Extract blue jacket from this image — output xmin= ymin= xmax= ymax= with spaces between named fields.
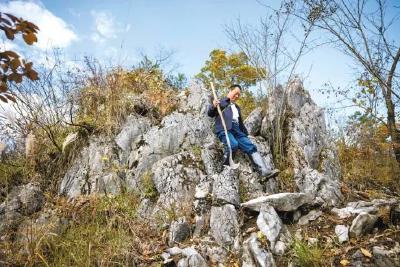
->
xmin=207 ymin=97 xmax=249 ymax=135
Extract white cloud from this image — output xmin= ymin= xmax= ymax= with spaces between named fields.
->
xmin=0 ymin=1 xmax=78 ymax=50
xmin=90 ymin=33 xmax=105 ymax=44
xmin=90 ymin=10 xmax=117 ymax=42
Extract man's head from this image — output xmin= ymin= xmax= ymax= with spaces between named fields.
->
xmin=227 ymin=84 xmax=241 ymax=102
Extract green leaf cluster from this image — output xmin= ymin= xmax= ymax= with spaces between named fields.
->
xmin=195 ymin=49 xmax=266 ymax=93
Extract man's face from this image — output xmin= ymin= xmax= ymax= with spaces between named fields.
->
xmin=227 ymin=87 xmax=241 ymax=102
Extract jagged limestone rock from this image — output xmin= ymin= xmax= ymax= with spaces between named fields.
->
xmin=296 ymin=168 xmax=341 ymax=206
xmin=127 ymin=112 xmax=214 ymax=186
xmin=150 ymin=152 xmax=206 ymax=220
xmin=373 ymin=246 xmax=397 ymax=267
xmin=243 ymin=233 xmax=276 ymax=267
xmin=200 ymin=143 xmax=221 ymax=175
xmin=298 ymin=210 xmax=322 ymax=225
xmin=169 ymin=217 xmax=191 ymax=246
xmin=349 ymin=212 xmax=378 ymax=237
xmin=332 ymin=198 xmax=398 ymax=219
xmin=244 ymin=107 xmax=263 ymax=136
xmin=166 ymin=246 xmax=183 ymax=256
xmin=59 ymin=136 xmax=122 ymax=198
xmin=179 ymin=246 xmax=208 ymax=267
xmin=137 ymin=198 xmax=155 ymax=219
xmin=114 ymin=115 xmax=151 ymax=154
xmin=211 ymin=167 xmax=240 ymax=207
xmin=0 ymin=183 xmax=44 ymax=216
xmin=0 ymin=183 xmax=44 ymax=235
xmin=179 ymin=80 xmax=211 ymax=115
xmin=257 ymin=204 xmax=282 ymax=245
xmin=209 ymin=204 xmax=240 ymax=247
xmin=256 ymin=204 xmax=291 ymax=255
xmin=260 ymin=79 xmax=342 ymax=205
xmin=242 ymin=192 xmax=313 ymax=212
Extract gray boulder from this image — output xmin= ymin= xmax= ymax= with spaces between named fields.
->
xmin=169 ymin=217 xmax=191 ymax=246
xmin=334 ymin=225 xmax=349 ymax=243
xmin=127 ymin=112 xmax=214 ymax=184
xmin=0 ymin=183 xmax=44 ymax=235
xmin=209 ymin=204 xmax=240 ymax=247
xmin=243 ymin=233 xmax=276 ymax=267
xmin=59 ymin=136 xmax=122 ymax=198
xmin=298 ymin=210 xmax=322 ymax=225
xmin=332 ymin=198 xmax=398 ymax=219
xmin=211 ymin=167 xmax=240 ymax=207
xmin=244 ymin=107 xmax=263 ymax=136
xmin=257 ymin=204 xmax=282 ymax=245
xmin=114 ymin=115 xmax=151 ymax=153
xmin=150 ymin=152 xmax=206 ymax=220
xmin=256 ymin=204 xmax=292 ymax=255
xmin=349 ymin=212 xmax=378 ymax=237
xmin=180 ymin=246 xmax=208 ymax=267
xmin=1 ymin=183 xmax=44 ymax=216
xmin=373 ymin=246 xmax=396 ymax=267
xmin=242 ymin=192 xmax=313 ymax=212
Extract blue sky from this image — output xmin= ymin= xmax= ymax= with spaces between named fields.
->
xmin=0 ymin=0 xmax=399 ymax=113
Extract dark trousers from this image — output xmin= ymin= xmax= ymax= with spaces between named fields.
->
xmin=216 ymin=121 xmax=257 ymax=155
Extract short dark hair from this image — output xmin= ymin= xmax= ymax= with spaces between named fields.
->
xmin=230 ymin=84 xmax=242 ymax=91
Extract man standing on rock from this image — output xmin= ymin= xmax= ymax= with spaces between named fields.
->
xmin=207 ymin=84 xmax=279 ymax=179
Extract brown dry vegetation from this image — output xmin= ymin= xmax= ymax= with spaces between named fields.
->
xmin=338 ymin=122 xmax=400 ymax=200
xmin=0 ymin=193 xmax=166 ymax=266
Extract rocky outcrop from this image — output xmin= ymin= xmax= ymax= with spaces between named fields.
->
xmin=149 ymin=152 xmax=206 ymax=221
xmin=115 ymin=115 xmax=151 ymax=158
xmin=54 ymin=80 xmax=352 ymax=265
xmin=59 ymin=136 xmax=123 ymax=198
xmin=0 ymin=183 xmax=44 ymax=235
xmin=260 ymin=79 xmax=342 ymax=205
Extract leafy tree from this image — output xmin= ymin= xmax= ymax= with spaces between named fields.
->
xmin=196 ymin=49 xmax=265 ymax=118
xmin=196 ymin=49 xmax=266 ymax=92
xmin=0 ymin=12 xmax=39 ymax=103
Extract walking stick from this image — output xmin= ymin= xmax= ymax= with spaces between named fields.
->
xmin=210 ymin=82 xmax=239 ymax=169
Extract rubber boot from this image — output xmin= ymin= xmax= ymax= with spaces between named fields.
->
xmin=249 ymin=151 xmax=280 ymax=179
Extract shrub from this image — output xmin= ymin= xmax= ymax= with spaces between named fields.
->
xmin=337 ymin=120 xmax=400 ymax=194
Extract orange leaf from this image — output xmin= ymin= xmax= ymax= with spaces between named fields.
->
xmin=8 ymin=72 xmax=22 ymax=83
xmin=360 ymin=248 xmax=372 ymax=258
xmin=0 ymin=50 xmax=19 ymax=58
xmin=27 ymin=69 xmax=38 ymax=80
xmin=5 ymin=94 xmax=15 ymax=102
xmin=0 ymin=95 xmax=8 ymax=103
xmin=340 ymin=259 xmax=350 ymax=266
xmin=0 ymin=83 xmax=7 ymax=92
xmin=4 ymin=27 xmax=15 ymax=40
xmin=23 ymin=32 xmax=37 ymax=45
xmin=10 ymin=58 xmax=20 ymax=70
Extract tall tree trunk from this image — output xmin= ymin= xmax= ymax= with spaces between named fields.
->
xmin=384 ymin=94 xmax=400 ymax=164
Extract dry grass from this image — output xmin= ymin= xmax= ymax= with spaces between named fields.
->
xmin=76 ymin=66 xmax=179 ymax=136
xmin=0 ymin=193 xmax=166 ymax=267
xmin=337 ymin=123 xmax=400 ymax=196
